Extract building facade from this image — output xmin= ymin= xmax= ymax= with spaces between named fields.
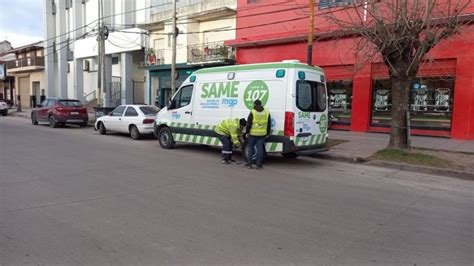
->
xmin=3 ymin=42 xmax=46 ymax=108
xmin=0 ymin=41 xmax=15 ymax=104
xmin=226 ymin=0 xmax=474 ymax=140
xmin=140 ymin=0 xmax=236 ymax=107
xmin=44 ymin=0 xmax=151 ymax=107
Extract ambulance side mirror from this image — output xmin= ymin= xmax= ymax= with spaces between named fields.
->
xmin=168 ymin=100 xmax=176 ymax=110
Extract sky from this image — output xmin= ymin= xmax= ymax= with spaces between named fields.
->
xmin=0 ymin=0 xmax=43 ymax=48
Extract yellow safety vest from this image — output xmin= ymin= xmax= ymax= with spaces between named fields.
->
xmin=215 ymin=118 xmax=241 ymax=145
xmin=250 ymin=109 xmax=269 ymax=136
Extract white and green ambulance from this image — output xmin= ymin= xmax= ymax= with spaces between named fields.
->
xmin=154 ymin=60 xmax=329 ymax=158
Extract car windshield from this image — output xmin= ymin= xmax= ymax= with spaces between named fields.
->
xmin=59 ymin=100 xmax=83 ymax=107
xmin=139 ymin=106 xmax=159 ymax=115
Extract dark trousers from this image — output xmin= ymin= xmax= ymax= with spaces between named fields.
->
xmin=247 ymin=136 xmax=265 ymax=166
xmin=217 ymin=134 xmax=232 ymax=160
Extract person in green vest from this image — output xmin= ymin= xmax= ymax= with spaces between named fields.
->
xmin=245 ymin=99 xmax=271 ymax=170
xmin=215 ymin=118 xmax=247 ymax=164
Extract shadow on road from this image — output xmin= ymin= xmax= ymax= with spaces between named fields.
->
xmin=174 ymin=144 xmax=323 ymax=167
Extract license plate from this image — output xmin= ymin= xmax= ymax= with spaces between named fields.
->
xmin=301 ymin=137 xmax=309 ymax=142
xmin=71 ymin=112 xmax=79 ymax=115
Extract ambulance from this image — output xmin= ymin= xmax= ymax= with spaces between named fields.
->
xmin=154 ymin=60 xmax=329 ymax=158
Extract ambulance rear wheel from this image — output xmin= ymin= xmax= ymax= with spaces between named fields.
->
xmin=158 ymin=127 xmax=175 ymax=149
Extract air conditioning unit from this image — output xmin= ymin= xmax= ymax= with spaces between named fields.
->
xmin=83 ymin=60 xmax=90 ymax=72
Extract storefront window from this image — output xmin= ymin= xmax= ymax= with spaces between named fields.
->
xmin=327 ymin=81 xmax=352 ymax=125
xmin=371 ymin=78 xmax=454 ymax=131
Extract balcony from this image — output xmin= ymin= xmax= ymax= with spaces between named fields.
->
xmin=6 ymin=57 xmax=45 ymax=73
xmin=142 ymin=49 xmax=165 ymax=67
xmin=187 ymin=42 xmax=235 ymax=65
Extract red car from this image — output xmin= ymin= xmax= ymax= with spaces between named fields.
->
xmin=31 ymin=98 xmax=88 ymax=128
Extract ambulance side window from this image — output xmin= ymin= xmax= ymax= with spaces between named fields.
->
xmin=170 ymin=85 xmax=193 ymax=109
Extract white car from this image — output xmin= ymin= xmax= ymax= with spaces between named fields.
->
xmin=0 ymin=100 xmax=8 ymax=116
xmin=95 ymin=105 xmax=159 ymax=140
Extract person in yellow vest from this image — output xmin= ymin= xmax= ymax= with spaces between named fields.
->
xmin=245 ymin=100 xmax=271 ymax=170
xmin=215 ymin=118 xmax=247 ymax=164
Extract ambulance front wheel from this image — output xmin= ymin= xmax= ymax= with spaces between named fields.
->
xmin=158 ymin=127 xmax=175 ymax=149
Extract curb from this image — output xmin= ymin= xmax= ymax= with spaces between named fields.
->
xmin=366 ymin=160 xmax=474 ymax=181
xmin=8 ymin=112 xmax=30 ymax=119
xmin=310 ymin=153 xmax=367 ymax=164
xmin=311 ymin=153 xmax=473 ymax=181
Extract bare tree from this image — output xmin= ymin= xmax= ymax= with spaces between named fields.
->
xmin=325 ymin=0 xmax=472 ymax=149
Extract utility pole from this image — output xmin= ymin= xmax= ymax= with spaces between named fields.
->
xmin=97 ymin=0 xmax=103 ymax=106
xmin=307 ymin=0 xmax=315 ymax=66
xmin=97 ymin=0 xmax=107 ymax=107
xmin=171 ymin=0 xmax=177 ymax=97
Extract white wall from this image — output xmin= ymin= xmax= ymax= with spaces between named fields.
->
xmin=83 ymin=58 xmax=99 ymax=102
xmin=199 ymin=18 xmax=235 ymax=43
xmin=67 ymin=63 xmax=74 ymax=97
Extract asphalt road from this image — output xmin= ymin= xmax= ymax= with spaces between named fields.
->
xmin=1 ymin=117 xmax=473 ymax=265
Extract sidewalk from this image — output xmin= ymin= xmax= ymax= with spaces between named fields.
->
xmin=322 ymin=130 xmax=474 ymax=180
xmin=327 ymin=130 xmax=474 ymax=157
xmin=7 ymin=108 xmax=32 ymax=119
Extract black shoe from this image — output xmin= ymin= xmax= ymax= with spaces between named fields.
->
xmin=256 ymin=165 xmax=263 ymax=170
xmin=245 ymin=163 xmax=252 ymax=169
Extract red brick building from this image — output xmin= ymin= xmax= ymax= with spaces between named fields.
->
xmin=227 ymin=0 xmax=474 ymax=139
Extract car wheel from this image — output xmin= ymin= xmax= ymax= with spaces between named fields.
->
xmin=2 ymin=110 xmax=7 ymax=116
xmin=31 ymin=113 xmax=38 ymax=125
xmin=98 ymin=122 xmax=106 ymax=135
xmin=49 ymin=116 xmax=57 ymax=128
xmin=158 ymin=127 xmax=175 ymax=149
xmin=130 ymin=125 xmax=142 ymax=140
xmin=282 ymin=152 xmax=299 ymax=159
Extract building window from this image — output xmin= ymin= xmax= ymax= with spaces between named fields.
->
xmin=112 ymin=56 xmax=119 ymax=65
xmin=371 ymin=78 xmax=455 ymax=131
xmin=319 ymin=0 xmax=354 ymax=9
xmin=247 ymin=0 xmax=260 ymax=4
xmin=328 ymin=80 xmax=352 ymax=125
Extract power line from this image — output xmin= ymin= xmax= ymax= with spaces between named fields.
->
xmin=111 ymin=5 xmax=307 ymax=28
xmin=42 ymin=28 xmax=96 ymax=58
xmin=117 ymin=5 xmax=349 ymax=37
xmin=42 ymin=1 xmax=309 ymax=48
xmin=43 ymin=2 xmax=173 ymax=47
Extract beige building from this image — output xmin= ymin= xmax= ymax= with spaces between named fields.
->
xmin=6 ymin=42 xmax=45 ymax=108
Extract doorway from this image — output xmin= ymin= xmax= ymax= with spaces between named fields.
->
xmin=32 ymin=81 xmax=40 ymax=107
